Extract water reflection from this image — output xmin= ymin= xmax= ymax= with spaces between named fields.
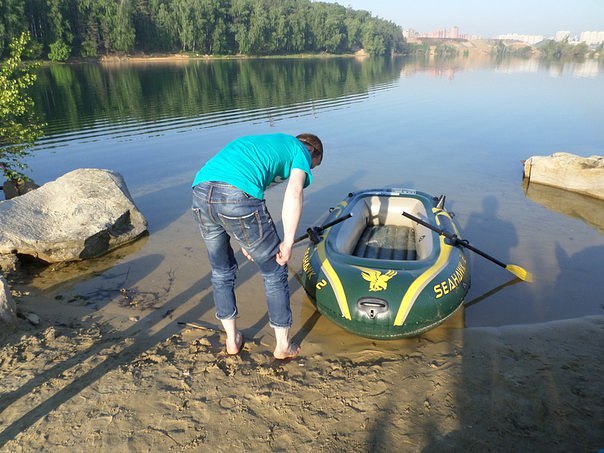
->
xmin=398 ymin=55 xmax=604 ymax=79
xmin=31 ymin=55 xmax=603 ymax=150
xmin=13 ymin=236 xmax=150 ymax=292
xmin=548 ymin=59 xmax=602 ymax=78
xmin=32 ymin=58 xmax=403 ymax=148
xmin=523 ymin=181 xmax=604 ymax=234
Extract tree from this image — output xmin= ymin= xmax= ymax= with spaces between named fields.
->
xmin=170 ymin=0 xmax=196 ymax=52
xmin=3 ymin=0 xmax=407 ymax=59
xmin=344 ymin=11 xmax=363 ymax=51
xmin=111 ymin=0 xmax=136 ymax=53
xmin=230 ymin=0 xmax=253 ymax=54
xmin=361 ymin=22 xmax=385 ymax=56
xmin=0 ymin=0 xmax=26 ymax=58
xmin=48 ymin=39 xmax=71 ymax=61
xmin=210 ymin=0 xmax=231 ymax=54
xmin=0 ymin=32 xmax=45 ymax=181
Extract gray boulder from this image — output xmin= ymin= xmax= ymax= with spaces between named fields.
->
xmin=0 ymin=169 xmax=147 ymax=271
xmin=523 ymin=152 xmax=604 ymax=200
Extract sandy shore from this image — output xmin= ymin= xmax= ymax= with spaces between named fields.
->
xmin=96 ymin=52 xmax=366 ymax=66
xmin=1 ymin=290 xmax=602 ymax=451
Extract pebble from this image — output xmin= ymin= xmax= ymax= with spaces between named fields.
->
xmin=26 ymin=313 xmax=41 ymax=325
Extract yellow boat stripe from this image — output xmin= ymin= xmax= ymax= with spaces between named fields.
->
xmin=393 ymin=210 xmax=453 ymax=326
xmin=317 ymin=239 xmax=351 ymax=320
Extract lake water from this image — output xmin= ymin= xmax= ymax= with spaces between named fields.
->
xmin=18 ymin=55 xmax=604 ymax=338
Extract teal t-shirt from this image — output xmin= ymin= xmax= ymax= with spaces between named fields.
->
xmin=192 ymin=133 xmax=313 ymax=199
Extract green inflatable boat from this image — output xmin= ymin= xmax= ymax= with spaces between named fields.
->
xmin=298 ymin=188 xmax=471 ymax=339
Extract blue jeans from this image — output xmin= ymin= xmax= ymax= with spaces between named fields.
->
xmin=192 ymin=182 xmax=292 ymax=328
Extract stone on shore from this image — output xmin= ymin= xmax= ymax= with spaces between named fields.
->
xmin=0 ymin=169 xmax=148 ymax=272
xmin=523 ymin=152 xmax=604 ymax=200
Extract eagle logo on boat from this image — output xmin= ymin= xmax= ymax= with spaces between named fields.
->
xmin=361 ymin=269 xmax=397 ymax=292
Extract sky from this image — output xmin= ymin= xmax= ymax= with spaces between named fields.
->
xmin=328 ymin=0 xmax=604 ymax=38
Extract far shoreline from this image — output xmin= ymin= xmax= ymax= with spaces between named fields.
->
xmin=29 ymin=37 xmax=604 ymax=66
xmin=38 ymin=49 xmax=373 ymax=66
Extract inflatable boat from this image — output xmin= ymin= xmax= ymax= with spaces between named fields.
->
xmin=298 ymin=188 xmax=471 ymax=339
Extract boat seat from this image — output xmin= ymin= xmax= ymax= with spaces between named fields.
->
xmin=333 ymin=194 xmax=434 ymax=261
xmin=353 ymin=225 xmax=417 ymax=260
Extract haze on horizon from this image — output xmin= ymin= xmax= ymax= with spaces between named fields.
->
xmin=331 ymin=0 xmax=604 ymax=38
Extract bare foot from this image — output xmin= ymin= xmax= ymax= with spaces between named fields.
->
xmin=226 ymin=331 xmax=244 ymax=355
xmin=273 ymin=343 xmax=300 ymax=360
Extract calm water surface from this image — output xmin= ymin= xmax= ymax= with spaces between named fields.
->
xmin=20 ymin=56 xmax=604 ymax=332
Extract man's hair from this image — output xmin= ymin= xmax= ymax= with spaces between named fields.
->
xmin=296 ymin=133 xmax=323 ymax=159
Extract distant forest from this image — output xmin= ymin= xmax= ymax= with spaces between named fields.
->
xmin=0 ymin=0 xmax=406 ymax=60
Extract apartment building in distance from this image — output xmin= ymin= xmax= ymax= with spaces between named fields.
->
xmin=404 ymin=26 xmax=604 ymax=47
xmin=499 ymin=30 xmax=604 ymax=46
xmin=579 ymin=31 xmax=604 ymax=46
xmin=497 ymin=34 xmax=545 ymax=45
xmin=403 ymin=27 xmax=481 ymax=41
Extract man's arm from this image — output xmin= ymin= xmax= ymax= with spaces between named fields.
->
xmin=276 ymin=168 xmax=306 ymax=265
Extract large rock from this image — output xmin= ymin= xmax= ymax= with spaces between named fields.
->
xmin=0 ymin=274 xmax=16 ymax=328
xmin=0 ymin=169 xmax=147 ymax=271
xmin=523 ymin=153 xmax=604 ymax=200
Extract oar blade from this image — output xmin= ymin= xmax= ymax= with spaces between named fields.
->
xmin=505 ymin=264 xmax=533 ymax=282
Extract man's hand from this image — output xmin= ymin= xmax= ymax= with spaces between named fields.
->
xmin=276 ymin=242 xmax=292 ymax=266
xmin=242 ymin=247 xmax=254 ymax=261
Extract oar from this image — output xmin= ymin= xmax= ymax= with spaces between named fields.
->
xmin=402 ymin=211 xmax=533 ymax=282
xmin=294 ymin=213 xmax=353 ymax=244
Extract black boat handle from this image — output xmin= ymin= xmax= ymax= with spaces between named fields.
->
xmin=294 ymin=213 xmax=353 ymax=244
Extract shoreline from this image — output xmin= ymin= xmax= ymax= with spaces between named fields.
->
xmin=30 ymin=42 xmax=603 ymax=68
xmin=36 ymin=50 xmax=372 ymax=66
